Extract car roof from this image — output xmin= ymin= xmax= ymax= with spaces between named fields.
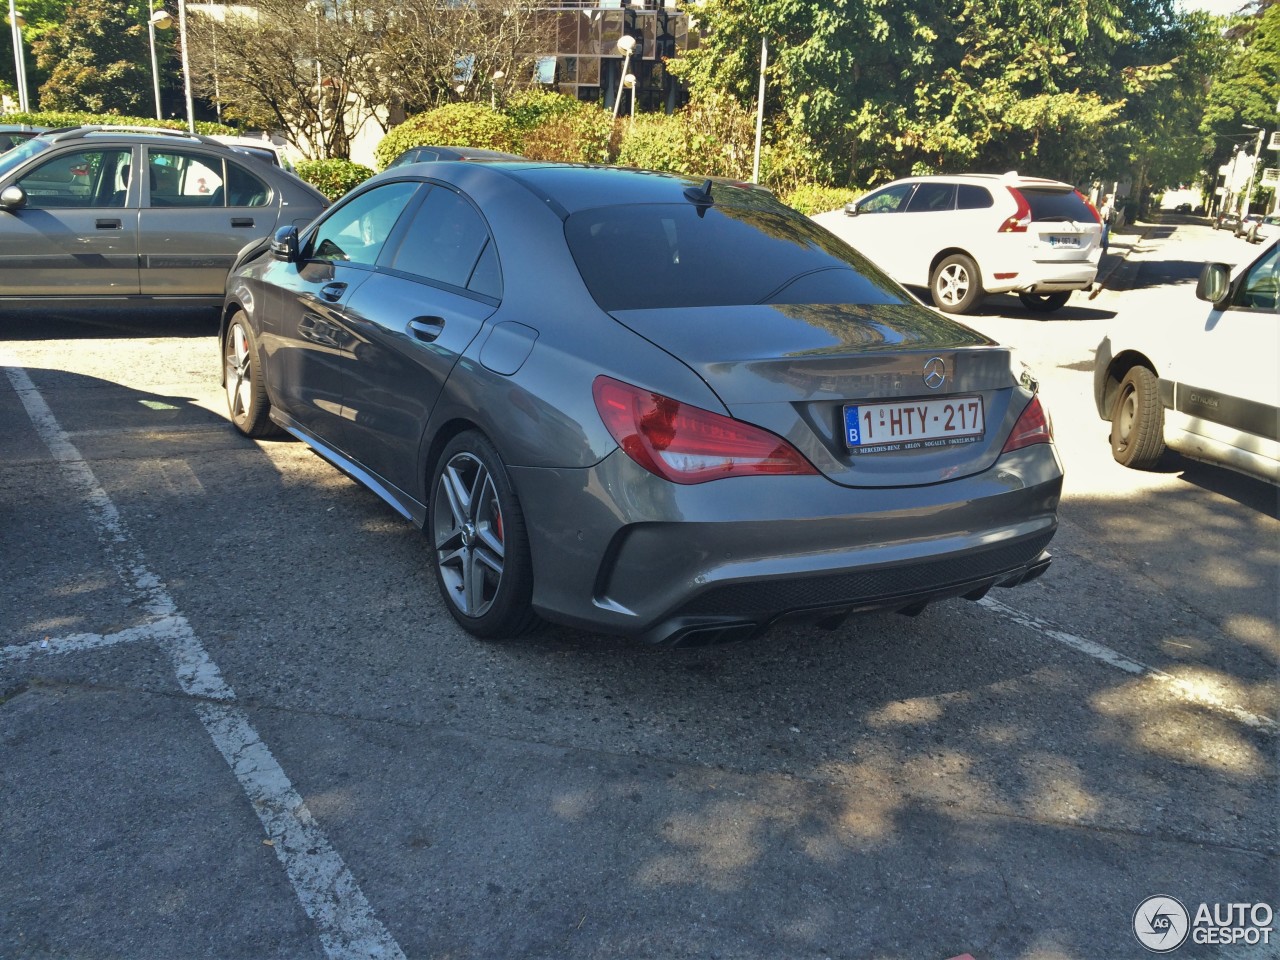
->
xmin=36 ymin=125 xmax=248 ymax=152
xmin=874 ymin=172 xmax=1077 ymax=191
xmin=371 ymin=161 xmax=777 ymax=217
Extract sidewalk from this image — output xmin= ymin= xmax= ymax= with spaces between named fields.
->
xmin=1089 ymin=220 xmax=1157 ymax=298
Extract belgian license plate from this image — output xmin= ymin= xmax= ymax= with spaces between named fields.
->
xmin=1048 ymin=235 xmax=1080 ymax=248
xmin=844 ymin=396 xmax=985 ymax=453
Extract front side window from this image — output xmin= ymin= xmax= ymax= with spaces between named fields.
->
xmin=307 ymin=181 xmax=420 ymax=267
xmin=17 ymin=148 xmax=131 ymax=208
xmin=857 ymin=183 xmax=914 ymax=214
xmin=1231 ymin=243 xmax=1280 ymax=312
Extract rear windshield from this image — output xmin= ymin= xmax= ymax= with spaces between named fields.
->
xmin=564 ymin=201 xmax=908 ymax=311
xmin=1021 ymin=188 xmax=1096 ymax=223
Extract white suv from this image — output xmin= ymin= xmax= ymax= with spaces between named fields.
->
xmin=816 ymin=172 xmax=1103 ymax=314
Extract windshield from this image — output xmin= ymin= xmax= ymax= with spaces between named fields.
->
xmin=565 ymin=201 xmax=908 ymax=312
xmin=0 ymin=137 xmax=52 ymax=179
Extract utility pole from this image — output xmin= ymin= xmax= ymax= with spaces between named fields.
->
xmin=1241 ymin=124 xmax=1265 ymax=218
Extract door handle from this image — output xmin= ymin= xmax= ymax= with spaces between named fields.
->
xmin=95 ymin=219 xmax=122 ymax=229
xmin=408 ymin=317 xmax=445 ymax=343
xmin=231 ymin=217 xmax=255 ymax=228
xmin=319 ymin=282 xmax=347 ymax=302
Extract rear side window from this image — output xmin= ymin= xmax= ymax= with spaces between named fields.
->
xmin=388 ymin=186 xmax=499 ymax=296
xmin=957 ymin=184 xmax=993 ymax=209
xmin=1022 ymin=188 xmax=1096 ymax=222
xmin=905 ymin=182 xmax=956 ymax=212
xmin=565 ymin=201 xmax=907 ymax=311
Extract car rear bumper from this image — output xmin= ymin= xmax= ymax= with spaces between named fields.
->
xmin=510 ymin=443 xmax=1063 ymax=644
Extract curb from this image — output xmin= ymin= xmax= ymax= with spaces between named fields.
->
xmin=1088 ymin=222 xmax=1157 ymax=299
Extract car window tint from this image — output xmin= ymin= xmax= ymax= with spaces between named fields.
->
xmin=565 ymin=202 xmax=907 ymax=311
xmin=17 ymin=148 xmax=131 ymax=209
xmin=309 ymin=181 xmax=419 ymax=267
xmin=905 ymin=182 xmax=955 ymax=213
xmin=1021 ymin=188 xmax=1094 ymax=222
xmin=957 ymin=184 xmax=993 ymax=209
xmin=148 ymin=151 xmax=225 ymax=207
xmin=468 ymin=238 xmax=502 ymax=299
xmin=388 ymin=186 xmax=495 ymax=292
xmin=1230 ymin=243 xmax=1280 ymax=312
xmin=857 ymin=183 xmax=914 ymax=214
xmin=223 ymin=161 xmax=270 ymax=207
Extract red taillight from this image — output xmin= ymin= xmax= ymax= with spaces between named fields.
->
xmin=998 ymin=186 xmax=1033 ymax=233
xmin=1002 ymin=395 xmax=1053 ymax=453
xmin=592 ymin=376 xmax=817 ymax=484
xmin=1076 ymin=189 xmax=1102 ymax=224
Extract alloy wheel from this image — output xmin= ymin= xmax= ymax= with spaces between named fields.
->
xmin=433 ymin=452 xmax=506 ymax=618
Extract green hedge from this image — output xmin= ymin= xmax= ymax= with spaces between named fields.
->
xmin=373 ymin=103 xmax=518 ymax=170
xmin=294 ymin=159 xmax=375 ymax=201
xmin=780 ymin=185 xmax=862 ymax=216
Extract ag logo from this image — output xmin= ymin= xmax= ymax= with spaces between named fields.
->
xmin=1134 ymin=896 xmax=1190 ymax=953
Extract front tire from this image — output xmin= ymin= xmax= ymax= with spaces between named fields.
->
xmin=429 ymin=431 xmax=538 ymax=639
xmin=930 ymin=254 xmax=983 ymax=314
xmin=1018 ymin=291 xmax=1071 ymax=313
xmin=223 ymin=313 xmax=280 ymax=438
xmin=1110 ymin=365 xmax=1165 ymax=469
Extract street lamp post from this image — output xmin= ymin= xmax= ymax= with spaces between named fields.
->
xmin=611 ymin=33 xmax=636 ymax=120
xmin=151 ymin=4 xmax=194 ymax=132
xmin=7 ymin=0 xmax=30 ymax=112
xmin=148 ymin=7 xmax=166 ymax=120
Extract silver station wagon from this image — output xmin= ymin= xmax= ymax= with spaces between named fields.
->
xmin=0 ymin=125 xmax=327 ymax=307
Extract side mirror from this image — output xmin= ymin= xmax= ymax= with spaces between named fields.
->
xmin=0 ymin=184 xmax=28 ymax=211
xmin=843 ymin=201 xmax=860 ymax=217
xmin=1195 ymin=262 xmax=1231 ymax=308
xmin=270 ymin=225 xmax=299 ymax=262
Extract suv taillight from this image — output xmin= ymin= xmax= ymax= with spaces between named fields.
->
xmin=998 ymin=187 xmax=1033 ymax=233
xmin=592 ymin=376 xmax=817 ymax=484
xmin=1002 ymin=395 xmax=1053 ymax=452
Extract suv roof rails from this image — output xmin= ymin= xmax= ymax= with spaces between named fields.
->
xmin=47 ymin=125 xmax=222 ymax=147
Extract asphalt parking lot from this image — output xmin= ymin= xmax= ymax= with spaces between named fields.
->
xmin=1 ymin=216 xmax=1276 ymax=960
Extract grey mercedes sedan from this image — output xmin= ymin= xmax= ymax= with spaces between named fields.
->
xmin=0 ymin=125 xmax=327 ymax=306
xmin=220 ymin=161 xmax=1062 ymax=645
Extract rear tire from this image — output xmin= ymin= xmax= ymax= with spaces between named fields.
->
xmin=930 ymin=254 xmax=983 ymax=314
xmin=223 ymin=313 xmax=280 ymax=438
xmin=1018 ymin=291 xmax=1071 ymax=313
xmin=1110 ymin=365 xmax=1165 ymax=469
xmin=428 ymin=431 xmax=539 ymax=640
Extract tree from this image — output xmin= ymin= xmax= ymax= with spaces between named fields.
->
xmin=1201 ymin=1 xmax=1280 ymax=203
xmin=671 ymin=0 xmax=1222 ymax=192
xmin=32 ymin=0 xmax=155 ymax=113
xmin=183 ymin=0 xmax=546 ymax=160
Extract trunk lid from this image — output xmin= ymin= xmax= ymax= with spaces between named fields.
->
xmin=610 ymin=301 xmax=1028 ymax=488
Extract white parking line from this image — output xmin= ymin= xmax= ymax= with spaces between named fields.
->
xmin=2 ymin=360 xmax=407 ymax=960
xmin=979 ymin=595 xmax=1276 ymax=733
xmin=3 ymin=616 xmax=174 ymax=661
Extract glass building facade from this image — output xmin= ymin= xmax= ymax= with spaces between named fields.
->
xmin=529 ymin=0 xmax=695 ymax=112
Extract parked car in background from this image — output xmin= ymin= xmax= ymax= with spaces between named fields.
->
xmin=815 ymin=172 xmax=1102 ymax=315
xmin=1094 ymin=239 xmax=1279 ymax=484
xmin=386 ymin=145 xmax=524 ymax=168
xmin=1213 ymin=210 xmax=1246 ymax=234
xmin=209 ymin=134 xmax=295 ymax=171
xmin=0 ymin=124 xmax=48 ymax=153
xmin=0 ymin=125 xmax=327 ymax=307
xmin=220 ymin=161 xmax=1062 ymax=644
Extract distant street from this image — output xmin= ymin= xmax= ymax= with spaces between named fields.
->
xmin=1 ymin=213 xmax=1275 ymax=960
